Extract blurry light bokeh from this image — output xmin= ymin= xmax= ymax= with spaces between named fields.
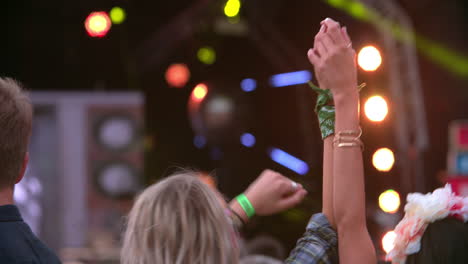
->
xmin=358 ymin=45 xmax=382 ymax=71
xmin=372 ymin=147 xmax=395 ymax=172
xmin=269 ymin=70 xmax=312 ymax=87
xmin=110 ymin=7 xmax=126 ymax=24
xmin=364 ymin=95 xmax=388 ymax=122
xmin=197 ymin=46 xmax=216 ymax=65
xmin=379 ymin=189 xmax=400 ymax=214
xmin=241 ymin=78 xmax=257 ymax=92
xmin=269 ymin=148 xmax=309 ymax=175
xmin=382 ymin=230 xmax=397 ymax=254
xmin=165 ymin=63 xmax=190 ymax=88
xmin=191 ymin=83 xmax=208 ymax=102
xmin=193 ymin=135 xmax=207 ymax=149
xmin=224 ymin=0 xmax=241 ymax=18
xmin=85 ymin=11 xmax=111 ymax=37
xmin=240 ymin=133 xmax=256 ymax=147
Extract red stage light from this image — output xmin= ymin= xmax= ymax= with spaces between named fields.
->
xmin=165 ymin=63 xmax=190 ymax=88
xmin=85 ymin=12 xmax=112 ymax=38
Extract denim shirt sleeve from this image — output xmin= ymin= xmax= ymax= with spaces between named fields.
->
xmin=285 ymin=213 xmax=338 ymax=264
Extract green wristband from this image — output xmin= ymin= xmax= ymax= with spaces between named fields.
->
xmin=309 ymin=82 xmax=335 ymax=139
xmin=308 ymin=82 xmax=366 ymax=139
xmin=235 ymin=194 xmax=255 ymax=219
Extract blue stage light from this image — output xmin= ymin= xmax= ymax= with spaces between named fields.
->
xmin=269 ymin=70 xmax=312 ymax=87
xmin=240 ymin=133 xmax=256 ymax=147
xmin=269 ymin=148 xmax=309 ymax=175
xmin=241 ymin=78 xmax=257 ymax=92
xmin=193 ymin=135 xmax=206 ymax=149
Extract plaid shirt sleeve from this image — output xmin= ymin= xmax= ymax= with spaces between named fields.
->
xmin=285 ymin=213 xmax=338 ymax=264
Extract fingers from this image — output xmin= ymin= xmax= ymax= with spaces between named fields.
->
xmin=322 ymin=18 xmax=347 ymax=47
xmin=278 ymin=189 xmax=307 ymax=210
xmin=314 ymin=26 xmax=328 ymax=57
xmin=341 ymin=26 xmax=352 ymax=46
xmin=307 ymin=48 xmax=319 ymax=65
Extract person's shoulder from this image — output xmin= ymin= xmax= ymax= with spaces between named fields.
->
xmin=0 ymin=222 xmax=61 ymax=263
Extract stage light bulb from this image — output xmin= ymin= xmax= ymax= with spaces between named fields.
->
xmin=358 ymin=45 xmax=382 ymax=71
xmin=364 ymin=95 xmax=388 ymax=122
xmin=165 ymin=63 xmax=190 ymax=88
xmin=197 ymin=46 xmax=216 ymax=65
xmin=224 ymin=0 xmax=241 ymax=18
xmin=379 ymin=189 xmax=400 ymax=214
xmin=192 ymin=84 xmax=208 ymax=102
xmin=382 ymin=231 xmax=397 ymax=254
xmin=373 ymin=148 xmax=395 ymax=172
xmin=85 ymin=12 xmax=112 ymax=37
xmin=110 ymin=7 xmax=126 ymax=24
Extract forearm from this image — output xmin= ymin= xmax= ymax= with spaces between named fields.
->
xmin=322 ymin=136 xmax=336 ymax=229
xmin=333 ymin=91 xmax=365 ymax=229
xmin=333 ymin=91 xmax=376 ymax=263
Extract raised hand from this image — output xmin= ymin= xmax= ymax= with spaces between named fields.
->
xmin=307 ymin=18 xmax=357 ymax=98
xmin=230 ymin=169 xmax=307 ymax=221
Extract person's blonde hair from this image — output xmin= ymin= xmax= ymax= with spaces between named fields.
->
xmin=0 ymin=77 xmax=32 ymax=189
xmin=121 ymin=171 xmax=239 ymax=264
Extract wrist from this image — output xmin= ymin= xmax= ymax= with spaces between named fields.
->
xmin=229 ymin=200 xmax=249 ymax=223
xmin=333 ymin=90 xmax=359 ymax=107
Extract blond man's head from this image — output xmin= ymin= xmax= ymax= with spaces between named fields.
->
xmin=0 ymin=78 xmax=32 ymax=189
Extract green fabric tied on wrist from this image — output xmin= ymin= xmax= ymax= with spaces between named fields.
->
xmin=309 ymin=82 xmax=335 ymax=139
xmin=308 ymin=82 xmax=365 ymax=139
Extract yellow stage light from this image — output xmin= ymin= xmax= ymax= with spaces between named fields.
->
xmin=379 ymin=189 xmax=400 ymax=214
xmin=373 ymin=148 xmax=395 ymax=172
xmin=224 ymin=0 xmax=241 ymax=18
xmin=382 ymin=231 xmax=397 ymax=254
xmin=110 ymin=7 xmax=126 ymax=24
xmin=364 ymin=95 xmax=388 ymax=122
xmin=358 ymin=45 xmax=382 ymax=71
xmin=197 ymin=46 xmax=216 ymax=65
xmin=192 ymin=84 xmax=208 ymax=102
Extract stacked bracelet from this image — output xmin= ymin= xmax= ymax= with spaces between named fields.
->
xmin=235 ymin=193 xmax=255 ymax=219
xmin=333 ymin=127 xmax=364 ymax=151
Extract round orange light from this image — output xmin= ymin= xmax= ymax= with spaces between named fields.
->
xmin=372 ymin=148 xmax=395 ymax=172
xmin=379 ymin=189 xmax=400 ymax=214
xmin=358 ymin=45 xmax=382 ymax=71
xmin=364 ymin=95 xmax=388 ymax=122
xmin=85 ymin=12 xmax=112 ymax=38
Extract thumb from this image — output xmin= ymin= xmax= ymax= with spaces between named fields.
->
xmin=277 ymin=189 xmax=307 ymax=211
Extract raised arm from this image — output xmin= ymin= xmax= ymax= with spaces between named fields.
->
xmin=229 ymin=169 xmax=307 ymax=224
xmin=308 ymin=18 xmax=376 ymax=263
xmin=322 ymin=128 xmax=336 ymax=229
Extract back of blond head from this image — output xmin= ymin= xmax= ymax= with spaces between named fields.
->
xmin=121 ymin=171 xmax=239 ymax=264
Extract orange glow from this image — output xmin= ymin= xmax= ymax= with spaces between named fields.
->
xmin=165 ymin=63 xmax=190 ymax=88
xmin=192 ymin=84 xmax=208 ymax=102
xmin=85 ymin=12 xmax=111 ymax=38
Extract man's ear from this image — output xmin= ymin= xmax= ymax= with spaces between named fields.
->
xmin=15 ymin=152 xmax=29 ymax=184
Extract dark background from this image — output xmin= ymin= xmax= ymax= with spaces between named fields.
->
xmin=3 ymin=0 xmax=468 ymax=259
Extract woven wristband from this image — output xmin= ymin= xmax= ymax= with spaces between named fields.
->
xmin=235 ymin=194 xmax=255 ymax=219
